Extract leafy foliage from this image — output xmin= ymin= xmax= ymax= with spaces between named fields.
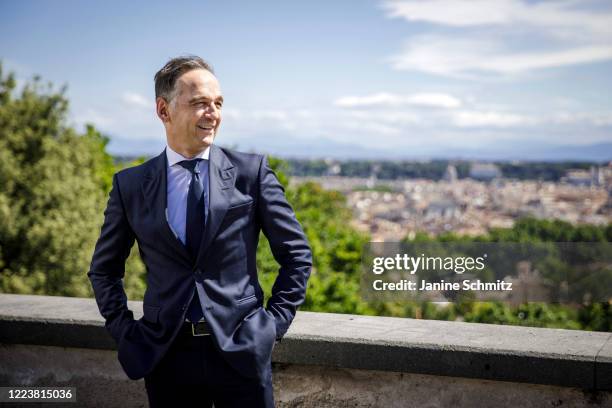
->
xmin=0 ymin=64 xmax=145 ymax=298
xmin=402 ymin=217 xmax=612 ymax=331
xmin=0 ymin=66 xmax=104 ymax=296
xmin=257 ymin=169 xmax=372 ymax=315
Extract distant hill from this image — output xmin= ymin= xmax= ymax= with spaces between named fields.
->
xmin=223 ymin=136 xmax=612 ymax=162
xmin=108 ymin=135 xmax=612 ymax=163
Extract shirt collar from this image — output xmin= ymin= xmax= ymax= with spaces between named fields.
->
xmin=165 ymin=144 xmax=211 ymax=167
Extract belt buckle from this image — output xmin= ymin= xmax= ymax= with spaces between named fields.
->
xmin=191 ymin=321 xmax=210 ymax=337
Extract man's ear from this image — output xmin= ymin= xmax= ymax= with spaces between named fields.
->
xmin=156 ymin=97 xmax=171 ymax=123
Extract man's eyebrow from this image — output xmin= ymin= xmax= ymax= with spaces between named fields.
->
xmin=189 ymin=95 xmax=224 ymax=103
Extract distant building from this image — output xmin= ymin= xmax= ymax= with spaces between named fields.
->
xmin=442 ymin=164 xmax=458 ymax=183
xmin=425 ymin=199 xmax=460 ymax=219
xmin=564 ymin=169 xmax=593 ymax=186
xmin=469 ymin=163 xmax=502 ymax=181
xmin=590 ymin=166 xmax=604 ymax=186
xmin=326 ymin=163 xmax=341 ymax=176
xmin=504 ymin=261 xmax=553 ymax=306
xmin=320 ymin=158 xmax=342 ymax=176
xmin=371 ymin=163 xmax=381 ymax=178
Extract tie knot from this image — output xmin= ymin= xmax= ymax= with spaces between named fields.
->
xmin=177 ymin=159 xmax=204 ymax=174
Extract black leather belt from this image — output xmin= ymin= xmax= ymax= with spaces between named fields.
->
xmin=182 ymin=320 xmax=212 ymax=337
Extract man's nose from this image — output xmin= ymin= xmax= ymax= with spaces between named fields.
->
xmin=203 ymin=103 xmax=219 ymax=118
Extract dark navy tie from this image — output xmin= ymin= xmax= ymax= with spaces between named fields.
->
xmin=177 ymin=158 xmax=207 ymax=322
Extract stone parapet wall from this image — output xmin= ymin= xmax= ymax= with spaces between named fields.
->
xmin=1 ymin=294 xmax=610 ymax=407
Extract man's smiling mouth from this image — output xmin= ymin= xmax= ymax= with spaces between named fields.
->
xmin=197 ymin=124 xmax=214 ymax=131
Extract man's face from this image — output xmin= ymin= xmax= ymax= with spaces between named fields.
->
xmin=158 ymin=68 xmax=223 ymax=156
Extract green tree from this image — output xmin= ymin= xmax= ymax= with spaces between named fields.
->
xmin=256 ymin=159 xmax=373 ymax=315
xmin=404 ymin=217 xmax=612 ymax=331
xmin=0 ymin=65 xmax=110 ymax=296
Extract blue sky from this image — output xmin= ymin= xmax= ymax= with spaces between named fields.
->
xmin=1 ymin=0 xmax=612 ymax=160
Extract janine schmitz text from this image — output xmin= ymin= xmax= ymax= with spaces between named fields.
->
xmin=372 ymin=279 xmax=513 ymax=291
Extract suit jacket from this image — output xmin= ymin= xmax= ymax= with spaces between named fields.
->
xmin=88 ymin=144 xmax=312 ymax=381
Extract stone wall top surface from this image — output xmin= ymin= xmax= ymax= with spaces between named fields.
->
xmin=1 ymin=293 xmax=610 ymax=390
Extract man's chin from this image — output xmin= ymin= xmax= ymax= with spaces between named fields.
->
xmin=201 ymin=134 xmax=215 ymax=145
xmin=193 ymin=139 xmax=212 ymax=154
xmin=197 ymin=130 xmax=215 ymax=141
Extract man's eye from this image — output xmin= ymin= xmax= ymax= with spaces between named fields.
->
xmin=215 ymin=102 xmax=223 ymax=108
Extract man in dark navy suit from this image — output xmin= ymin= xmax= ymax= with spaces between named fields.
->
xmin=88 ymin=55 xmax=312 ymax=407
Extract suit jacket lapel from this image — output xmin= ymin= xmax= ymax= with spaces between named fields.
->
xmin=196 ymin=144 xmax=236 ymax=265
xmin=141 ymin=149 xmax=192 ymax=265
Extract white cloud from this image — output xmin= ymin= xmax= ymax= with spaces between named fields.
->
xmin=72 ymin=108 xmax=115 ymax=128
xmin=335 ymin=92 xmax=462 ymax=108
xmin=382 ymin=0 xmax=612 ymax=37
xmin=383 ymin=0 xmax=612 ymax=77
xmin=551 ymin=112 xmax=612 ymax=126
xmin=345 ymin=109 xmax=422 ymax=125
xmin=451 ymin=110 xmax=535 ymax=127
xmin=335 ymin=93 xmax=398 ymax=107
xmin=391 ymin=36 xmax=612 ymax=76
xmin=383 ymin=0 xmax=515 ymax=26
xmin=224 ymin=108 xmax=313 ymax=121
xmin=221 ymin=109 xmax=299 ymax=134
xmin=408 ymin=93 xmax=462 ymax=109
xmin=121 ymin=92 xmax=151 ymax=109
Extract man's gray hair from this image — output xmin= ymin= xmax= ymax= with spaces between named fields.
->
xmin=154 ymin=55 xmax=214 ymax=102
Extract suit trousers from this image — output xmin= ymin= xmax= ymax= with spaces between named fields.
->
xmin=144 ymin=327 xmax=275 ymax=408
